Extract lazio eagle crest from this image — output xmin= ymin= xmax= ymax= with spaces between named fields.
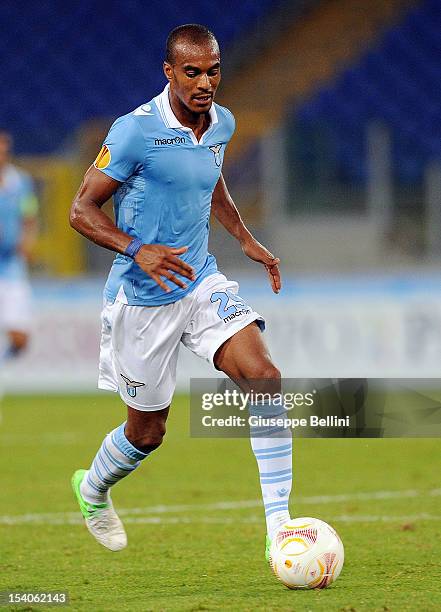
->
xmin=209 ymin=144 xmax=222 ymax=167
xmin=121 ymin=374 xmax=145 ymax=398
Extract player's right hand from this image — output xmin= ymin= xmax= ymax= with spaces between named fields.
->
xmin=134 ymin=245 xmax=195 ymax=292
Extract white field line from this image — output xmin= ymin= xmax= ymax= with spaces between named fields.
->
xmin=1 ymin=488 xmax=440 ymax=525
xmin=1 ymin=513 xmax=441 ymax=526
xmin=121 ymin=513 xmax=441 ymax=525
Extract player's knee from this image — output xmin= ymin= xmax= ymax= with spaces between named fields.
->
xmin=127 ymin=422 xmax=167 ymax=454
xmin=245 ymin=362 xmax=281 ymax=395
xmin=251 ymin=362 xmax=281 ymax=382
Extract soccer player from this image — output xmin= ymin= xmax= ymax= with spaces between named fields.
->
xmin=0 ymin=131 xmax=38 ymax=362
xmin=70 ymin=24 xmax=292 ymax=559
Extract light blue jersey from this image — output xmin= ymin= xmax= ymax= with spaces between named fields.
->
xmin=96 ymin=84 xmax=235 ymax=306
xmin=0 ymin=164 xmax=37 ymax=280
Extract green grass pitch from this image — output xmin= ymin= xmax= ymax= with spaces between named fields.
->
xmin=1 ymin=394 xmax=440 ymax=611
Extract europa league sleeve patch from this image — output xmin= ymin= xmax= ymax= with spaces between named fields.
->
xmin=94 ymin=144 xmax=111 ymax=170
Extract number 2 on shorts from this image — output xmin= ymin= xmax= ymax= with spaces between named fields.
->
xmin=210 ymin=290 xmax=246 ymax=319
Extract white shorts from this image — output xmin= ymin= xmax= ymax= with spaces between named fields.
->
xmin=0 ymin=278 xmax=32 ymax=332
xmin=98 ymin=272 xmax=264 ymax=411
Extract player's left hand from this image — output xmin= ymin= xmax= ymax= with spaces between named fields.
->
xmin=241 ymin=237 xmax=281 ymax=293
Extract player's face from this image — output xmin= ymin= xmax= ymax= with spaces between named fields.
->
xmin=165 ymin=43 xmax=221 ymax=115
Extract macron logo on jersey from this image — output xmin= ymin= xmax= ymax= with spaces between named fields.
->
xmin=154 ymin=136 xmax=186 ymax=146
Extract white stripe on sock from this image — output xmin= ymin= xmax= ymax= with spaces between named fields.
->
xmin=249 ymin=403 xmax=292 ymax=538
xmin=80 ymin=423 xmax=147 ymax=505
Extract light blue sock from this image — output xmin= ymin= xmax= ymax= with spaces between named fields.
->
xmin=249 ymin=402 xmax=292 ymax=539
xmin=80 ymin=422 xmax=150 ymax=505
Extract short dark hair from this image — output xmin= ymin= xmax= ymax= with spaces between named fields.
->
xmin=165 ymin=24 xmax=219 ymax=64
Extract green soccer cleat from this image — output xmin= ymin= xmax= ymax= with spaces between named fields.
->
xmin=265 ymin=534 xmax=271 ymax=563
xmin=71 ymin=469 xmax=127 ymax=551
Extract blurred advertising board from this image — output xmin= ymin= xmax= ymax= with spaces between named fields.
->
xmin=2 ymin=276 xmax=440 ymax=393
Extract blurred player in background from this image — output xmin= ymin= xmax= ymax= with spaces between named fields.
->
xmin=70 ymin=24 xmax=292 ymax=562
xmin=0 ymin=131 xmax=38 ymax=362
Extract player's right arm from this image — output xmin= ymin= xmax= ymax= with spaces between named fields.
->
xmin=70 ymin=166 xmax=194 ymax=292
xmin=70 ymin=115 xmax=195 ymax=292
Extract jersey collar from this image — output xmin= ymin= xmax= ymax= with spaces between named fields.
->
xmin=155 ymin=83 xmax=218 ymax=130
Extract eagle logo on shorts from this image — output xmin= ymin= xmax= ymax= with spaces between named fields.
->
xmin=121 ymin=374 xmax=145 ymax=398
xmin=209 ymin=144 xmax=222 ymax=167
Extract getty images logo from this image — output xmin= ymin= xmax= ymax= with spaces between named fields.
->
xmin=154 ymin=136 xmax=186 ymax=146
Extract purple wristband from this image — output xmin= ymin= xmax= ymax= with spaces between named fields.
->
xmin=124 ymin=238 xmax=143 ymax=259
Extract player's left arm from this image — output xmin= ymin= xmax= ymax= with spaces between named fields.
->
xmin=18 ymin=182 xmax=39 ymax=262
xmin=211 ymin=174 xmax=281 ymax=293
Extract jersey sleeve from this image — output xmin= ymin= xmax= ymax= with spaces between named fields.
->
xmin=222 ymin=107 xmax=236 ymax=143
xmin=94 ymin=115 xmax=144 ymax=182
